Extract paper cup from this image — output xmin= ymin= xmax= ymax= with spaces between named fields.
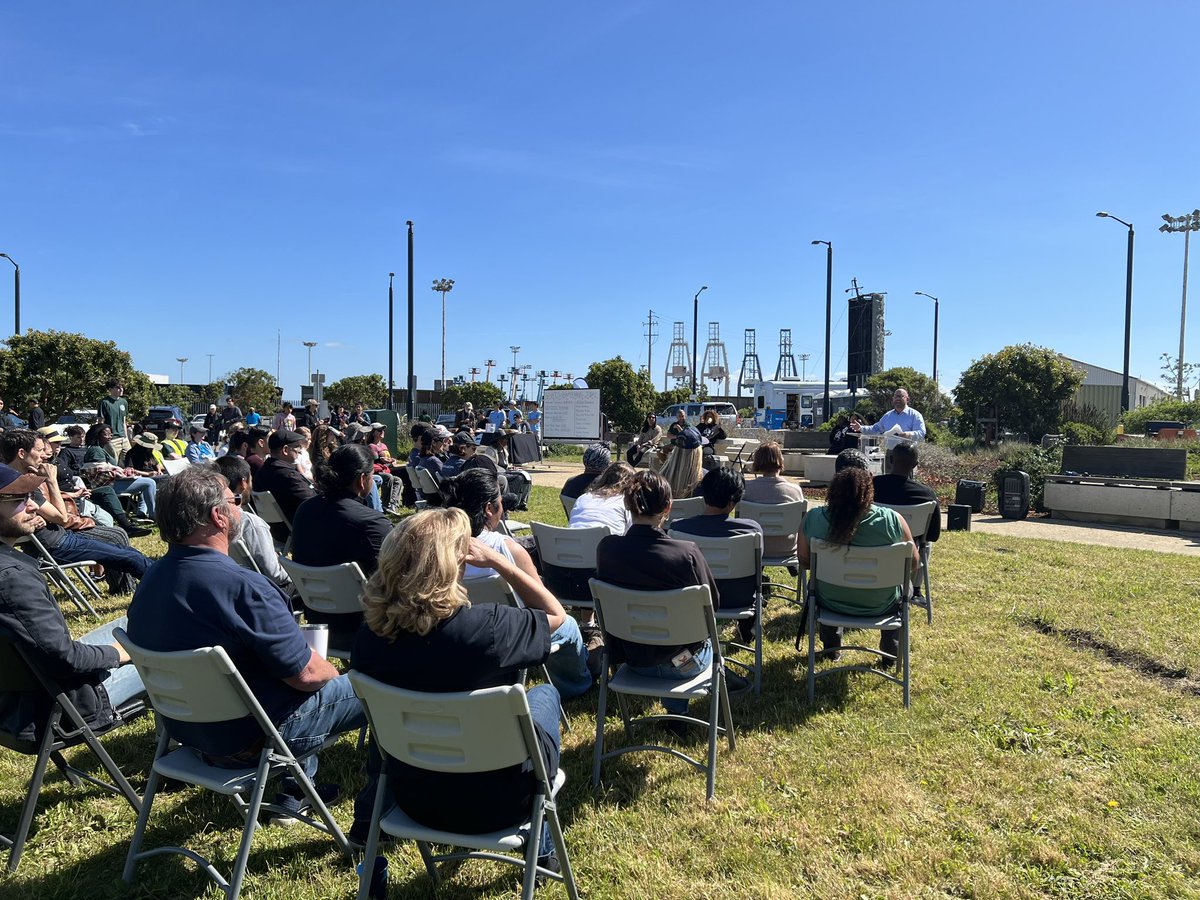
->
xmin=299 ymin=623 xmax=329 ymax=659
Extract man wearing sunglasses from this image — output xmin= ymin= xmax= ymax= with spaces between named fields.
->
xmin=0 ymin=464 xmax=145 ymax=742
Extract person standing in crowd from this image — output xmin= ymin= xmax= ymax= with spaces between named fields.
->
xmin=243 ymin=406 xmax=261 ymax=427
xmin=853 ymin=389 xmax=926 ymax=442
xmin=272 ymin=403 xmax=296 ymax=432
xmin=98 ymin=379 xmax=131 ymax=463
xmin=203 ymin=404 xmax=222 ymax=444
xmin=26 ymin=400 xmax=44 ymax=431
xmin=526 ymin=401 xmax=541 ymax=442
xmin=220 ymin=397 xmax=243 ymax=435
xmin=295 ymin=399 xmax=321 ymax=431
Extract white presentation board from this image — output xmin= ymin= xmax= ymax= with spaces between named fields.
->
xmin=542 ymin=389 xmax=601 ymax=441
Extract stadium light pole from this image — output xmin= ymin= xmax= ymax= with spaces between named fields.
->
xmin=387 ymin=272 xmax=395 ymax=409
xmin=0 ymin=254 xmax=19 ymax=335
xmin=303 ymin=342 xmax=317 ymax=394
xmin=509 ymin=346 xmax=521 ymax=402
xmin=406 ymin=221 xmax=415 ymax=422
xmin=176 ymin=357 xmax=188 ymax=385
xmin=691 ymin=285 xmax=708 ymax=396
xmin=432 ymin=278 xmax=455 ymax=391
xmin=913 ymin=291 xmax=940 ymax=385
xmin=1096 ymin=212 xmax=1135 ymax=412
xmin=811 ymin=241 xmax=832 ymax=424
xmin=1160 ymin=210 xmax=1200 ymax=399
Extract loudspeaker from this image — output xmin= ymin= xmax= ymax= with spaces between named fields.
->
xmin=955 ymin=479 xmax=986 ymax=513
xmin=947 ymin=504 xmax=972 ymax=531
xmin=847 ymin=293 xmax=885 ymax=391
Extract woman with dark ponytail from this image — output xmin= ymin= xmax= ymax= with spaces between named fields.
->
xmin=798 ymin=466 xmax=918 ymax=666
xmin=594 ymin=470 xmax=735 ymax=720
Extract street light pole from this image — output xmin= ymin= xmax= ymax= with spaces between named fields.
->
xmin=1160 ymin=210 xmax=1200 ymax=399
xmin=406 ymin=221 xmax=415 ymax=422
xmin=432 ymin=278 xmax=455 ymax=390
xmin=509 ymin=346 xmax=521 ymax=402
xmin=1096 ymin=212 xmax=1135 ymax=413
xmin=176 ymin=357 xmax=188 ymax=385
xmin=691 ymin=285 xmax=708 ymax=396
xmin=913 ymin=291 xmax=941 ymax=384
xmin=811 ymin=241 xmax=832 ymax=424
xmin=303 ymin=341 xmax=317 ymax=394
xmin=0 ymin=254 xmax=19 ymax=335
xmin=387 ymin=272 xmax=395 ymax=409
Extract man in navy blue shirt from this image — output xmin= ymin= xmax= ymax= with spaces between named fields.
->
xmin=127 ymin=465 xmax=371 ymax=828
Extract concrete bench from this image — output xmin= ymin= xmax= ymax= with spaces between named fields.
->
xmin=1043 ymin=445 xmax=1197 ymax=529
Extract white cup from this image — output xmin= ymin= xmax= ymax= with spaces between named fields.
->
xmin=299 ymin=623 xmax=329 ymax=659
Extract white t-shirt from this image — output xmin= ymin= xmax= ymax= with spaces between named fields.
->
xmin=567 ymin=491 xmax=631 ymax=536
xmin=463 ymin=527 xmax=515 ymax=580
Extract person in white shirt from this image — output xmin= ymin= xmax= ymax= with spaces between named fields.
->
xmin=568 ymin=462 xmax=634 ymax=535
xmin=853 ymin=388 xmax=926 ymax=442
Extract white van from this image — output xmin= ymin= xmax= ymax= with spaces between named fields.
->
xmin=656 ymin=401 xmax=739 ymax=431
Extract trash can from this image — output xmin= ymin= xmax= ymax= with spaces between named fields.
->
xmin=955 ymin=479 xmax=986 ymax=513
xmin=998 ymin=470 xmax=1030 ymax=520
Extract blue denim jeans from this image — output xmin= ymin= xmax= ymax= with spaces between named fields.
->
xmin=276 ymin=673 xmax=373 ymax=822
xmin=367 ymin=476 xmax=384 ymax=512
xmin=625 ymin=639 xmax=713 ymax=715
xmin=79 ymin=616 xmax=146 ymax=708
xmin=113 ymin=476 xmax=158 ymax=518
xmin=545 ymin=616 xmax=593 ymax=700
xmin=49 ymin=530 xmax=150 ymax=578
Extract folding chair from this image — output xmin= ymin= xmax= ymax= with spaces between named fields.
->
xmin=588 ymin=580 xmax=735 ymax=800
xmin=250 ymin=490 xmax=293 ymax=555
xmin=348 ymin=678 xmax=581 ymax=900
xmin=805 ymin=540 xmax=914 ymax=708
xmin=15 ymin=533 xmax=102 ymax=619
xmin=735 ymin=498 xmax=808 ymax=601
xmin=277 ymin=558 xmax=367 ymax=660
xmin=115 ymin=628 xmax=351 ymax=900
xmin=0 ymin=636 xmax=144 ymax=873
xmin=530 ymin=522 xmax=608 ymax=611
xmin=727 ymin=439 xmax=760 ymax=473
xmin=162 ymin=457 xmax=190 ymax=476
xmin=874 ymin=501 xmax=937 ymax=623
xmin=664 ymin=495 xmax=705 ymax=522
xmin=411 ymin=466 xmax=443 ymax=504
xmin=559 ymin=493 xmax=576 ymax=519
xmin=227 ymin=538 xmax=262 ymax=575
xmin=463 ymin=574 xmax=570 ymax=731
xmin=667 ymin=530 xmax=764 ymax=694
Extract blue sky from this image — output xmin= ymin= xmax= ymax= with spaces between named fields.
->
xmin=2 ymin=2 xmax=1198 ymax=405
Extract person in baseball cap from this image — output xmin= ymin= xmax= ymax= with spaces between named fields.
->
xmin=186 ymin=423 xmax=216 ymax=464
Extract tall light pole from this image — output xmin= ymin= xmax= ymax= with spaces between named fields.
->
xmin=913 ymin=291 xmax=941 ymax=385
xmin=0 ymin=254 xmax=19 ymax=335
xmin=406 ymin=221 xmax=415 ymax=422
xmin=1160 ymin=210 xmax=1200 ymax=399
xmin=691 ymin=285 xmax=708 ymax=396
xmin=387 ymin=272 xmax=395 ymax=409
xmin=176 ymin=357 xmax=188 ymax=385
xmin=1096 ymin=212 xmax=1135 ymax=412
xmin=432 ymin=278 xmax=455 ymax=390
xmin=811 ymin=241 xmax=832 ymax=424
xmin=798 ymin=353 xmax=810 ymax=381
xmin=303 ymin=341 xmax=318 ymax=392
xmin=509 ymin=346 xmax=521 ymax=402
xmin=485 ymin=359 xmax=496 ymax=382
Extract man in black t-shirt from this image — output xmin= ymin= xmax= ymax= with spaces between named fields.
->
xmin=872 ymin=441 xmax=941 ymax=544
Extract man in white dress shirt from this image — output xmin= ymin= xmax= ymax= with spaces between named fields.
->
xmin=853 ymin=388 xmax=926 ymax=442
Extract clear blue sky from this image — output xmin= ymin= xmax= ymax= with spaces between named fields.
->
xmin=3 ymin=2 xmax=1197 ymax=404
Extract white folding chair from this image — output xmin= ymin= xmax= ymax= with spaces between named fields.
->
xmin=664 ymin=495 xmax=706 ymax=522
xmin=250 ymin=490 xmax=292 ymax=555
xmin=735 ymin=498 xmax=808 ymax=600
xmin=805 ymin=540 xmax=915 ymax=708
xmin=348 ymin=678 xmax=580 ymax=900
xmin=0 ymin=636 xmax=145 ymax=873
xmin=115 ymin=629 xmax=351 ymax=900
xmin=463 ymin=574 xmax=570 ymax=731
xmin=874 ymin=501 xmax=937 ymax=623
xmin=276 ymin=559 xmax=367 ymax=660
xmin=530 ymin=522 xmax=608 ymax=611
xmin=668 ymin=530 xmax=764 ymax=695
xmin=227 ymin=538 xmax=262 ymax=575
xmin=411 ymin=465 xmax=443 ymax=504
xmin=162 ymin=457 xmax=190 ymax=476
xmin=588 ymin=580 xmax=735 ymax=800
xmin=15 ymin=533 xmax=102 ymax=619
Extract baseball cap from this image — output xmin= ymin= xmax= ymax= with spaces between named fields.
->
xmin=452 ymin=432 xmax=476 ymax=447
xmin=369 ymin=422 xmax=385 ymax=431
xmin=268 ymin=429 xmax=306 ymax=451
xmin=431 ymin=424 xmax=453 ymax=439
xmin=0 ymin=463 xmax=46 ymax=495
xmin=190 ymin=424 xmax=208 ymax=435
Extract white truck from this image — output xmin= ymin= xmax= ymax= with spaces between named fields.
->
xmin=750 ymin=380 xmax=868 ymax=429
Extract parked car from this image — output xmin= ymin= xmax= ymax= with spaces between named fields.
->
xmin=435 ymin=412 xmax=458 ymax=428
xmin=54 ymin=409 xmax=99 ymax=425
xmin=190 ymin=413 xmax=207 ymax=431
xmin=142 ymin=406 xmax=187 ymax=439
xmin=656 ymin=401 xmax=739 ymax=431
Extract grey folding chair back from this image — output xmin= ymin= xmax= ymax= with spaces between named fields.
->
xmin=805 ymin=540 xmax=915 ymax=708
xmin=559 ymin=493 xmax=576 ymax=519
xmin=530 ymin=522 xmax=607 ymax=611
xmin=227 ymin=537 xmax=262 ymax=575
xmin=0 ymin=636 xmax=143 ymax=873
xmin=874 ymin=501 xmax=937 ymax=623
xmin=250 ymin=490 xmax=292 ymax=554
xmin=735 ymin=497 xmax=808 ymax=602
xmin=114 ymin=628 xmax=351 ymax=900
xmin=15 ymin=533 xmax=102 ymax=619
xmin=588 ymin=579 xmax=735 ymax=800
xmin=412 ymin=465 xmax=443 ymax=502
xmin=668 ymin=530 xmax=764 ymax=694
xmin=277 ymin=558 xmax=366 ymax=660
xmin=664 ymin=495 xmax=705 ymax=522
xmin=347 ymin=677 xmax=581 ymax=900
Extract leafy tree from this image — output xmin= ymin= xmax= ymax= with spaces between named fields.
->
xmin=326 ymin=374 xmax=388 ymax=410
xmin=0 ymin=329 xmax=156 ymax=420
xmin=953 ymin=344 xmax=1083 ymax=440
xmin=857 ymin=367 xmax=952 ymax=423
xmin=440 ymin=381 xmax=504 ymax=412
xmin=206 ymin=367 xmax=280 ymax=416
xmin=583 ymin=357 xmax=658 ymax=432
xmin=1120 ymin=397 xmax=1200 ymax=435
xmin=154 ymin=384 xmax=203 ymax=412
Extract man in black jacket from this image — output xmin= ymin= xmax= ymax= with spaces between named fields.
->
xmin=872 ymin=441 xmax=942 ymax=544
xmin=251 ymin=430 xmax=315 ymax=542
xmin=0 ymin=464 xmax=144 ymax=742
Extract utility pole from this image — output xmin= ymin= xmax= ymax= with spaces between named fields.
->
xmin=206 ymin=354 xmax=214 ymax=384
xmin=485 ymin=359 xmax=496 ymax=382
xmin=469 ymin=366 xmax=481 ymax=382
xmin=798 ymin=353 xmax=810 ymax=381
xmin=643 ymin=309 xmax=659 ymax=376
xmin=1160 ymin=209 xmax=1200 ymax=399
xmin=406 ymin=221 xmax=415 ymax=422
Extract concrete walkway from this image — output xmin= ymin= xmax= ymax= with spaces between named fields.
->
xmin=529 ymin=461 xmax=1200 ymax=557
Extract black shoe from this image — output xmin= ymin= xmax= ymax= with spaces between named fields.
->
xmin=535 ymin=851 xmax=561 ymax=886
xmin=723 ymin=668 xmax=751 ymax=694
xmin=824 ymin=649 xmax=842 ymax=662
xmin=348 ymin=821 xmax=398 ymax=850
xmin=123 ymin=524 xmax=152 ymax=538
xmin=267 ymin=782 xmax=341 ymax=826
xmin=662 ymin=719 xmax=688 ymax=739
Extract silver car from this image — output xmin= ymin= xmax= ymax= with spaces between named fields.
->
xmin=656 ymin=401 xmax=739 ymax=431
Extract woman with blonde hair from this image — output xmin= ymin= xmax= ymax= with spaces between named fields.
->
xmin=351 ymin=506 xmax=567 ymax=870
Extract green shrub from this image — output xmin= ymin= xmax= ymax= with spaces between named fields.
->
xmin=1062 ymin=422 xmax=1103 ymax=446
xmin=1059 ymin=401 xmax=1112 ymax=436
xmin=993 ymin=444 xmax=1062 ymax=512
xmin=1121 ymin=398 xmax=1200 ymax=435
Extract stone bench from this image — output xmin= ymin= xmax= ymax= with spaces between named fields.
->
xmin=1043 ymin=445 xmax=1197 ymax=529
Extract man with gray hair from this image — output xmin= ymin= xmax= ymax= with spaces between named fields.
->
xmin=126 ymin=465 xmax=371 ymax=829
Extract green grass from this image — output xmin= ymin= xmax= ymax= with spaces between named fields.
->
xmin=3 ymin=493 xmax=1199 ymax=898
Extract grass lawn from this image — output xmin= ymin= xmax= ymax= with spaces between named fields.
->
xmin=2 ymin=486 xmax=1199 ymax=898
